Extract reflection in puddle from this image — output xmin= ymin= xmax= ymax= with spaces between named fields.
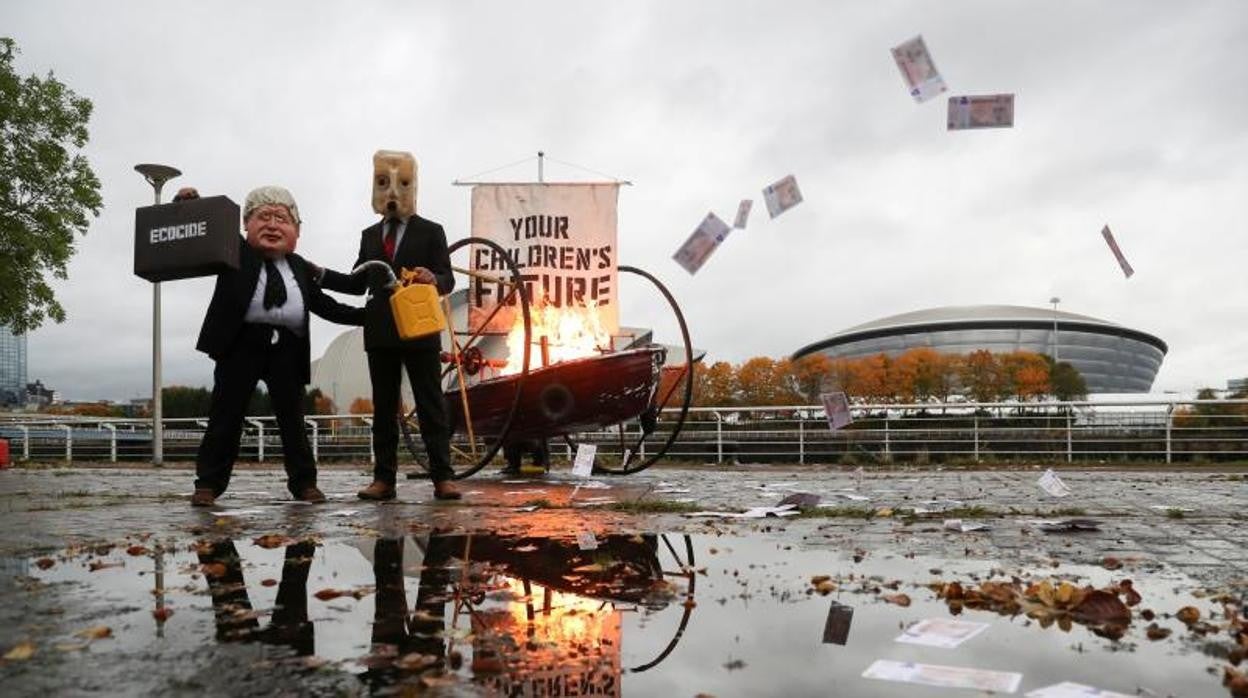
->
xmin=17 ymin=532 xmax=1245 ymax=696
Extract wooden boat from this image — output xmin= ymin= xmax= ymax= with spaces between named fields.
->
xmin=445 ymin=346 xmax=666 ymax=441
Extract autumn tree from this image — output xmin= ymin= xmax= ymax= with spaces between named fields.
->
xmin=787 ymin=354 xmax=833 ymax=403
xmin=348 ymin=397 xmax=374 ymax=414
xmin=737 ymin=357 xmax=794 ymax=406
xmin=960 ymin=350 xmax=1002 ymax=402
xmin=999 ymin=351 xmax=1050 ymax=400
xmin=303 ymin=387 xmax=335 ymax=415
xmin=849 ymin=354 xmax=891 ymax=403
xmin=0 ymin=38 xmax=103 ymax=333
xmin=694 ymin=361 xmax=737 ymax=407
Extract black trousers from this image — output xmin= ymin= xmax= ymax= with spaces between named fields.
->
xmin=364 ymin=535 xmax=452 ymax=689
xmin=367 ymin=346 xmax=453 ymax=484
xmin=195 ymin=324 xmax=316 ymax=497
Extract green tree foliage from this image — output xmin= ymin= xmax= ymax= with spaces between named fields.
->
xmin=0 ymin=38 xmax=103 ymax=333
xmin=161 ymin=386 xmax=212 ymax=419
xmin=1046 ymin=358 xmax=1088 ymax=401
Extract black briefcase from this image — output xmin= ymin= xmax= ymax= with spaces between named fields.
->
xmin=134 ymin=195 xmax=240 ymax=282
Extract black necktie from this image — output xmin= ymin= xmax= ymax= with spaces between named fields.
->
xmin=263 ymin=259 xmax=287 ymax=309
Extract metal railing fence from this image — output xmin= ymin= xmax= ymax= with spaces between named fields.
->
xmin=2 ymin=399 xmax=1246 ymax=465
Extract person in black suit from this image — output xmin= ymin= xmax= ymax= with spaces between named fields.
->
xmin=191 ymin=186 xmax=364 ymax=507
xmin=318 ymin=150 xmax=460 ymax=501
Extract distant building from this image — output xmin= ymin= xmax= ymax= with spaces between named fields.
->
xmin=0 ymin=326 xmax=27 ymax=406
xmin=793 ymin=305 xmax=1167 ymax=394
xmin=1228 ymin=378 xmax=1248 ymax=394
xmin=25 ymin=380 xmax=54 ymax=410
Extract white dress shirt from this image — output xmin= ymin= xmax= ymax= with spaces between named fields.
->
xmin=244 ymin=256 xmax=305 ymax=335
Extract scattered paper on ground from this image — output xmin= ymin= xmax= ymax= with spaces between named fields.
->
xmin=1025 ymin=681 xmax=1134 ymax=698
xmin=1035 ymin=518 xmax=1101 ymax=532
xmin=686 ymin=504 xmax=800 ymax=519
xmin=1037 ymin=469 xmax=1072 ymax=497
xmin=1101 ymin=225 xmax=1135 ymax=278
xmin=947 ymin=94 xmax=1015 ymax=130
xmin=895 ymin=618 xmax=990 ymax=649
xmin=862 ymin=659 xmax=1022 ymax=693
xmin=571 ymin=443 xmax=597 ymax=477
xmin=762 ymin=175 xmax=803 ymax=218
xmin=576 ymin=531 xmax=599 ymax=551
xmin=944 ymin=519 xmax=990 ymax=532
xmin=891 ymin=35 xmax=948 ymax=102
xmin=673 ymin=212 xmax=732 ymax=275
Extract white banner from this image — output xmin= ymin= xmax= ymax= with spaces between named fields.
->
xmin=469 ymin=183 xmax=619 ymax=334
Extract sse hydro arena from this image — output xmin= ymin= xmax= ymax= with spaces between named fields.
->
xmin=792 ymin=305 xmax=1167 ymax=394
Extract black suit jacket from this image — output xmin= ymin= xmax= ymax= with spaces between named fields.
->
xmin=196 ymin=241 xmax=364 ymax=384
xmin=319 ymin=215 xmax=454 ymax=352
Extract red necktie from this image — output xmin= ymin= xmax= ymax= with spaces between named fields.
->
xmin=382 ymin=218 xmax=399 ymax=261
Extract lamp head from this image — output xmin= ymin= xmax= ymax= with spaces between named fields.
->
xmin=134 ymin=163 xmax=182 ymax=189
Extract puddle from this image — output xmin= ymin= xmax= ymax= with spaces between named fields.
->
xmin=9 ymin=532 xmax=1247 ymax=696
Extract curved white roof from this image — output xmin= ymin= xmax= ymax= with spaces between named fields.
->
xmin=834 ymin=305 xmax=1120 ymax=338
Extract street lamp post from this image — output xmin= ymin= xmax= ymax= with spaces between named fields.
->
xmin=1049 ymin=296 xmax=1061 ymax=363
xmin=134 ymin=163 xmax=182 ymax=466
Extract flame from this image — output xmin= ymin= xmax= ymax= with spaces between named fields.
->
xmin=496 ymin=577 xmax=616 ymax=647
xmin=500 ymin=301 xmax=612 ymax=375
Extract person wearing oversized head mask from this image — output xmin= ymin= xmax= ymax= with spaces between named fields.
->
xmin=191 ymin=186 xmax=364 ymax=507
xmin=319 ymin=150 xmax=460 ymax=501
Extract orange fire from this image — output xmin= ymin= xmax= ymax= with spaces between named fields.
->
xmin=500 ymin=301 xmax=612 ymax=375
xmin=496 ymin=577 xmax=617 ymax=647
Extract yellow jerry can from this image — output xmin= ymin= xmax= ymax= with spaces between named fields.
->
xmin=389 ymin=269 xmax=447 ymax=340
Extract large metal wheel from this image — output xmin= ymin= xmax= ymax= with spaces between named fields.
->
xmin=400 ymin=236 xmax=531 ymax=480
xmin=591 ymin=265 xmax=695 ymax=475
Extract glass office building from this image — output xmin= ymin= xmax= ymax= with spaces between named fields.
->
xmin=0 ymin=325 xmax=28 ymax=404
xmin=793 ymin=305 xmax=1167 ymax=394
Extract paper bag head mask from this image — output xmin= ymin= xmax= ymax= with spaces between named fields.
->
xmin=243 ymin=185 xmax=301 ymax=258
xmin=372 ymin=150 xmax=418 ymax=220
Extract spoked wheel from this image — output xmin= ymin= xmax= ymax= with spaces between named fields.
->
xmin=629 ymin=533 xmax=697 ymax=672
xmin=400 ymin=236 xmax=531 ymax=480
xmin=592 ymin=265 xmax=695 ymax=475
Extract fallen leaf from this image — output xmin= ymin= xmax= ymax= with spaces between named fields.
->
xmin=76 ymin=626 xmax=112 ymax=640
xmin=314 ymin=588 xmax=345 ymax=601
xmin=152 ymin=607 xmax=174 ymax=622
xmin=34 ymin=558 xmax=55 ymax=570
xmin=88 ymin=561 xmax=123 ymax=572
xmin=1224 ymin=666 xmax=1248 ymax=697
xmin=126 ymin=545 xmax=149 ymax=557
xmin=1176 ymin=606 xmax=1202 ymax=625
xmin=1145 ymin=623 xmax=1171 ymax=640
xmin=3 ymin=641 xmax=35 ymax=660
xmin=260 ymin=578 xmax=278 ymax=587
xmin=253 ymin=534 xmax=289 ymax=549
xmin=1072 ymin=590 xmax=1130 ymax=625
xmin=1102 ymin=556 xmax=1122 ymax=570
xmin=815 ymin=580 xmax=837 ymax=596
xmin=1116 ymin=579 xmax=1142 ymax=607
xmin=200 ymin=562 xmax=228 ymax=579
xmin=882 ymin=593 xmax=911 ymax=607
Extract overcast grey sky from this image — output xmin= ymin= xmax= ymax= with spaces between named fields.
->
xmin=3 ymin=0 xmax=1246 ymax=401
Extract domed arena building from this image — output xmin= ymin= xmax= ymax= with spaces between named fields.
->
xmin=791 ymin=305 xmax=1167 ymax=394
